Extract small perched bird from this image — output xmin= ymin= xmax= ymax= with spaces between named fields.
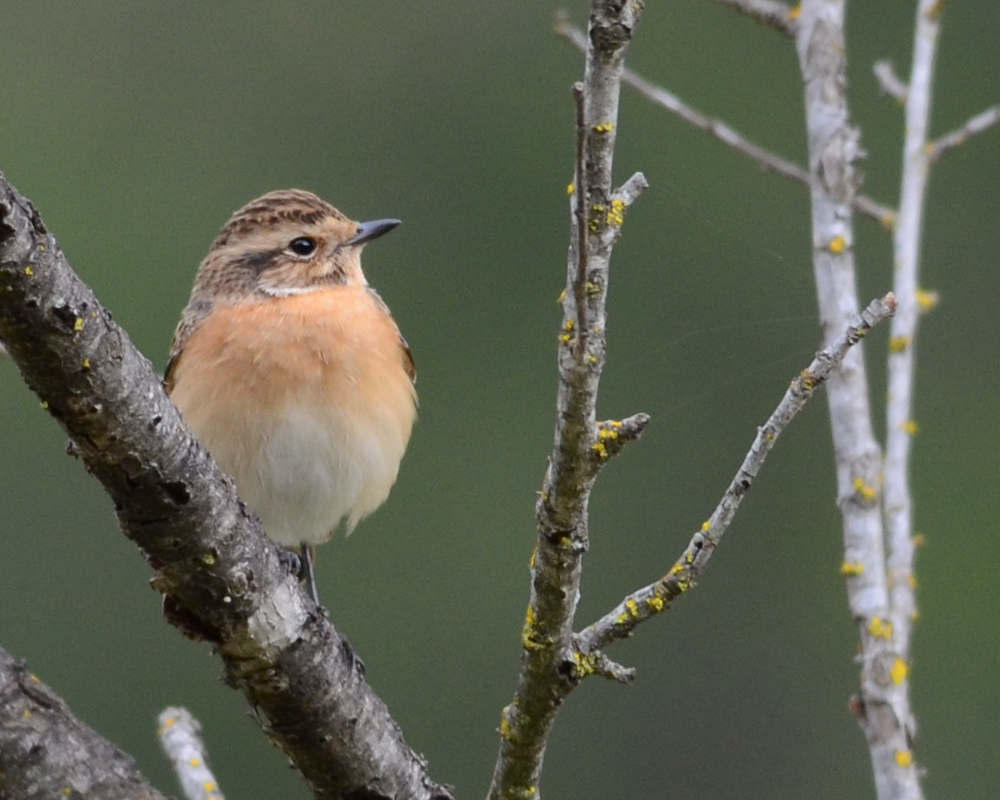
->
xmin=166 ymin=189 xmax=416 ymax=603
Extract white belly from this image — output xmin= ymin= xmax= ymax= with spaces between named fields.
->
xmin=184 ymin=393 xmax=412 ymax=547
xmin=223 ymin=404 xmax=405 ymax=546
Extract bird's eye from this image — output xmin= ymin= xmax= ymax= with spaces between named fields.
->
xmin=288 ymin=237 xmax=317 ymax=256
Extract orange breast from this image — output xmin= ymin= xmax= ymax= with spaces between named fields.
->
xmin=168 ymin=287 xmax=417 ymax=545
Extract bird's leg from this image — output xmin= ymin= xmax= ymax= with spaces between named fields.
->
xmin=300 ymin=543 xmax=320 ymax=605
xmin=296 ymin=545 xmax=362 ymax=672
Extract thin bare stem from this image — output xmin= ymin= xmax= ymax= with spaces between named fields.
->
xmin=796 ymin=2 xmax=922 ymax=798
xmin=487 ymin=3 xmax=646 ymax=799
xmin=712 ymin=0 xmax=798 ymax=37
xmin=926 ymin=104 xmax=1000 ymax=162
xmin=874 ymin=60 xmax=909 ymax=102
xmin=879 ymin=5 xmax=953 ymax=792
xmin=577 ymin=294 xmax=897 ymax=652
xmin=572 ymin=83 xmax=590 ymax=351
xmin=158 ymin=708 xmax=226 ymax=800
xmin=555 ymin=19 xmax=897 ymax=227
xmin=885 ymin=0 xmax=944 ymax=677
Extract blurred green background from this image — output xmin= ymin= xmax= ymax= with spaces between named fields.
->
xmin=1 ymin=2 xmax=998 ymax=798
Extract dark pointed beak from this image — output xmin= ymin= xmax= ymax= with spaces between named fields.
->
xmin=345 ymin=218 xmax=401 ymax=247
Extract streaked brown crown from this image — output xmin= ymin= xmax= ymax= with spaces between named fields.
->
xmin=210 ymin=189 xmax=350 ymax=250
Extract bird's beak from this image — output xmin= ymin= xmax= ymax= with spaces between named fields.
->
xmin=345 ymin=218 xmax=401 ymax=247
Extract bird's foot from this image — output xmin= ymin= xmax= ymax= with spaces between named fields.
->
xmin=278 ymin=547 xmax=302 ymax=579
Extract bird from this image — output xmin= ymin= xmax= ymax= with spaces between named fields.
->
xmin=165 ymin=189 xmax=417 ymax=604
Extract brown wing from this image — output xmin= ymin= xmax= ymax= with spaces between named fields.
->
xmin=399 ymin=333 xmax=417 ymax=384
xmin=164 ymin=297 xmax=214 ymax=393
xmin=163 ymin=352 xmax=180 ymax=393
xmin=367 ymin=287 xmax=416 ymax=384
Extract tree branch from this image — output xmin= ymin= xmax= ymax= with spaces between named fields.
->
xmin=711 ymin=0 xmax=799 ymax=37
xmin=0 ymin=173 xmax=452 ymax=800
xmin=0 ymin=645 xmax=169 ymax=800
xmin=576 ymin=293 xmax=896 ymax=653
xmin=487 ymin=3 xmax=645 ymax=799
xmin=885 ymin=0 xmax=944 ymax=684
xmin=555 ymin=17 xmax=897 ymax=227
xmin=795 ymin=2 xmax=922 ymax=798
xmin=158 ymin=707 xmax=226 ymax=800
xmin=874 ymin=60 xmax=909 ymax=103
xmin=925 ymin=104 xmax=1000 ymax=162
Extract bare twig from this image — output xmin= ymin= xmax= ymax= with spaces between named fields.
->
xmin=572 ymin=83 xmax=590 ymax=348
xmin=158 ymin=708 xmax=225 ymax=800
xmin=712 ymin=0 xmax=798 ymax=37
xmin=880 ymin=2 xmax=955 ymax=788
xmin=576 ymin=294 xmax=896 ymax=652
xmin=487 ymin=3 xmax=645 ymax=799
xmin=0 ymin=646 xmax=169 ymax=800
xmin=885 ymin=0 xmax=944 ymax=678
xmin=874 ymin=60 xmax=909 ymax=102
xmin=0 ymin=174 xmax=452 ymax=800
xmin=795 ymin=2 xmax=922 ymax=798
xmin=555 ymin=19 xmax=897 ymax=227
xmin=926 ymin=105 xmax=1000 ymax=162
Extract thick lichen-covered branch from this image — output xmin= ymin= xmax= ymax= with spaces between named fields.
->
xmin=576 ymin=294 xmax=896 ymax=653
xmin=487 ymin=3 xmax=646 ymax=799
xmin=0 ymin=174 xmax=451 ymax=800
xmin=0 ymin=646 xmax=169 ymax=800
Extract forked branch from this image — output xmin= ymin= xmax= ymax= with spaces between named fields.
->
xmin=576 ymin=293 xmax=897 ymax=654
xmin=795 ymin=1 xmax=921 ymax=797
xmin=487 ymin=2 xmax=645 ymax=798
